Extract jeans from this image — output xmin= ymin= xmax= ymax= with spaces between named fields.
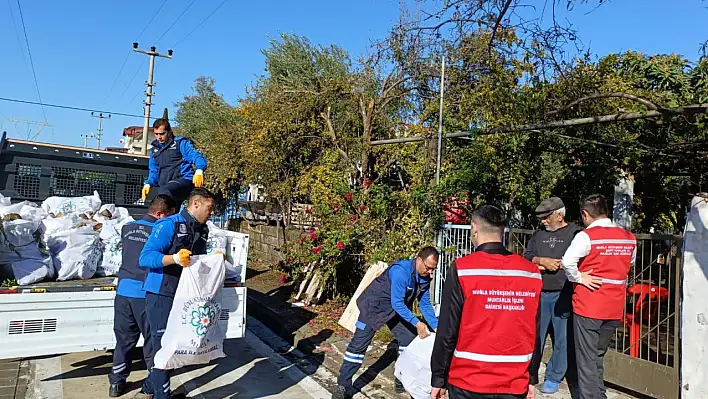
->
xmin=144 ymin=292 xmax=175 ymax=399
xmin=530 ymin=289 xmax=571 ymax=384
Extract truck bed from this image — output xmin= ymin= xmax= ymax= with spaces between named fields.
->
xmin=1 ymin=277 xmax=117 ymax=293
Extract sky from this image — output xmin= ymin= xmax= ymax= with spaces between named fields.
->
xmin=0 ymin=0 xmax=706 ymax=149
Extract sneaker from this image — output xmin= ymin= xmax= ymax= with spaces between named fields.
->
xmin=541 ymin=380 xmax=561 ymax=394
xmin=109 ymin=382 xmax=126 ymax=397
xmin=394 ymin=378 xmax=406 ymax=394
xmin=332 ymin=385 xmax=353 ymax=399
xmin=169 ymin=394 xmax=188 ymax=399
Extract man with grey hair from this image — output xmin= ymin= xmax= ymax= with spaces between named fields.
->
xmin=524 ymin=197 xmax=582 ymax=394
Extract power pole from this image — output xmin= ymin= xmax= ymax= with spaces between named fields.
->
xmin=132 ymin=43 xmax=173 ymax=155
xmin=435 ymin=55 xmax=446 ymax=185
xmin=81 ymin=132 xmax=95 ymax=148
xmin=91 ymin=112 xmax=111 ymax=149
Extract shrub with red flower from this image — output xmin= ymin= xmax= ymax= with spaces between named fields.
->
xmin=358 ymin=205 xmax=367 ymax=212
xmin=299 ymin=237 xmax=306 ymax=243
xmin=312 ymin=245 xmax=322 ymax=255
xmin=310 ymin=232 xmax=317 ymax=241
xmin=279 ymin=275 xmax=287 ymax=284
xmin=344 ymin=193 xmax=353 ymax=202
xmin=363 ymin=178 xmax=373 ymax=189
xmin=336 ymin=242 xmax=344 ymax=250
xmin=305 ymin=208 xmax=312 ymax=214
xmin=351 ymin=215 xmax=357 ymax=221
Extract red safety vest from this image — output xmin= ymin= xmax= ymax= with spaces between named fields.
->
xmin=573 ymin=226 xmax=635 ymax=320
xmin=449 ymin=251 xmax=542 ymax=395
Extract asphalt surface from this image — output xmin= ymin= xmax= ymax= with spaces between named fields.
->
xmin=20 ymin=321 xmax=330 ymax=399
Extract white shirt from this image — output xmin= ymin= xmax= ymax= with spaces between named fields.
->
xmin=561 ymin=218 xmax=637 ymax=284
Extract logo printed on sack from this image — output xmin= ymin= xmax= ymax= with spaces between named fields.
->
xmin=190 ymin=305 xmax=216 ymax=336
xmin=58 ymin=200 xmax=76 ymax=215
xmin=109 ymin=238 xmax=122 ymax=255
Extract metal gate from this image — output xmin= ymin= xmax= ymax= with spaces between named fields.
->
xmin=434 ymin=225 xmax=682 ymax=399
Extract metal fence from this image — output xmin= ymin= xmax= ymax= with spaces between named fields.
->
xmin=434 ymin=225 xmax=682 ymax=399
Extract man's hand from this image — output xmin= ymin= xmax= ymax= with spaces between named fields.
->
xmin=431 ymin=387 xmax=446 ymax=399
xmin=415 ymin=321 xmax=430 ymax=339
xmin=526 ymin=385 xmax=536 ymax=399
xmin=172 ymin=249 xmax=193 ymax=267
xmin=193 ymin=170 xmax=205 ymax=188
xmin=141 ymin=184 xmax=151 ymax=201
xmin=580 ymin=269 xmax=603 ymax=291
xmin=540 ymin=257 xmax=561 ymax=271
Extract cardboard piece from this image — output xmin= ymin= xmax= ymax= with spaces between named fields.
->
xmin=338 ymin=261 xmax=388 ymax=333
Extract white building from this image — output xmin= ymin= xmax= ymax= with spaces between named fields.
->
xmin=122 ymin=126 xmax=156 ymax=154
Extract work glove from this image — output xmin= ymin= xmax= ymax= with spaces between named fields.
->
xmin=193 ymin=170 xmax=205 ymax=188
xmin=173 ymin=249 xmax=193 ymax=267
xmin=141 ymin=184 xmax=151 ymax=201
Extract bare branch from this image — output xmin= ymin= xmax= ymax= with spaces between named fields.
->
xmin=319 ymin=106 xmax=354 ymax=169
xmin=488 ymin=0 xmax=514 ymax=54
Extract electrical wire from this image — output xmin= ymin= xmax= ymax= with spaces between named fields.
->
xmin=172 ymin=0 xmax=230 ymax=49
xmin=15 ymin=0 xmax=47 ymax=123
xmin=103 ymin=0 xmax=170 ymax=104
xmin=152 ymin=0 xmax=230 ymax=77
xmin=0 ymin=96 xmax=177 ymax=122
xmin=155 ymin=0 xmax=198 ymax=45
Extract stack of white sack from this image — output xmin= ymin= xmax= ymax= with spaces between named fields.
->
xmin=394 ymin=333 xmax=436 ymax=399
xmin=40 ymin=192 xmax=133 ymax=280
xmin=0 ymin=194 xmax=54 ymax=285
xmin=96 ymin=212 xmax=134 ymax=277
xmin=205 ymin=221 xmax=241 ymax=281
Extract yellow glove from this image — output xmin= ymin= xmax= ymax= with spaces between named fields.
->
xmin=214 ymin=250 xmax=227 ymax=260
xmin=172 ymin=249 xmax=192 ymax=267
xmin=141 ymin=184 xmax=151 ymax=201
xmin=193 ymin=170 xmax=204 ymax=188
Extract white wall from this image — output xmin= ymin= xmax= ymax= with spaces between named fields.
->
xmin=681 ymin=195 xmax=708 ymax=399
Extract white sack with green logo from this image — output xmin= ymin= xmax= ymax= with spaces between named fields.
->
xmin=153 ymin=254 xmax=227 ymax=370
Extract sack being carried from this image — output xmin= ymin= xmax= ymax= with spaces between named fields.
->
xmin=205 ymin=221 xmax=241 ymax=281
xmin=394 ymin=333 xmax=436 ymax=399
xmin=96 ymin=217 xmax=134 ymax=276
xmin=153 ymin=254 xmax=227 ymax=370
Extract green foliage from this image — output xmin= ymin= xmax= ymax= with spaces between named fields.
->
xmin=175 ymin=27 xmax=708 ymax=297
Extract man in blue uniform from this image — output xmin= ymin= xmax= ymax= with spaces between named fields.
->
xmin=108 ymin=195 xmax=177 ymax=397
xmin=141 ymin=117 xmax=208 ymax=206
xmin=139 ymin=188 xmax=215 ymax=399
xmin=334 ymin=247 xmax=440 ymax=399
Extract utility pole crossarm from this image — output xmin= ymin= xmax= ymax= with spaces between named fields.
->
xmin=132 ymin=43 xmax=173 ymax=155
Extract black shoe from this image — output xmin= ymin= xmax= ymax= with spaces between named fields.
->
xmin=109 ymin=382 xmax=126 ymax=397
xmin=394 ymin=378 xmax=406 ymax=394
xmin=332 ymin=385 xmax=352 ymax=399
xmin=169 ymin=394 xmax=188 ymax=399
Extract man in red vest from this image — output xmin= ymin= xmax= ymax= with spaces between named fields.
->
xmin=431 ymin=205 xmax=542 ymax=399
xmin=561 ymin=194 xmax=636 ymax=399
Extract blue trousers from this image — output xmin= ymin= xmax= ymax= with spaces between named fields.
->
xmin=337 ymin=317 xmax=416 ymax=387
xmin=145 ymin=292 xmax=175 ymax=399
xmin=158 ymin=179 xmax=194 ymax=207
xmin=531 ymin=289 xmax=572 ymax=384
xmin=109 ymin=295 xmax=152 ymax=385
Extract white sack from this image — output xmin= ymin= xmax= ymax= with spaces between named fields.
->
xmin=47 ymin=226 xmax=101 ymax=280
xmin=96 ymin=217 xmax=134 ymax=276
xmin=41 ymin=191 xmax=102 ymax=216
xmin=205 ymin=222 xmax=240 ymax=280
xmin=0 ymin=194 xmax=10 ymax=206
xmin=2 ymin=219 xmax=38 ymax=247
xmin=394 ymin=333 xmax=436 ymax=399
xmin=41 ymin=216 xmax=80 ymax=236
xmin=153 ymin=254 xmax=227 ymax=370
xmin=0 ymin=242 xmax=54 ymax=285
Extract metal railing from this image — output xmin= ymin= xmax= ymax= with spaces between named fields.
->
xmin=434 ymin=225 xmax=682 ymax=399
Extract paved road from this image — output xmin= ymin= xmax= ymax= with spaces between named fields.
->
xmin=23 ymin=329 xmax=330 ymax=399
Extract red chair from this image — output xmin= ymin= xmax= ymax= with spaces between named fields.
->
xmin=624 ymin=283 xmax=669 ymax=358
